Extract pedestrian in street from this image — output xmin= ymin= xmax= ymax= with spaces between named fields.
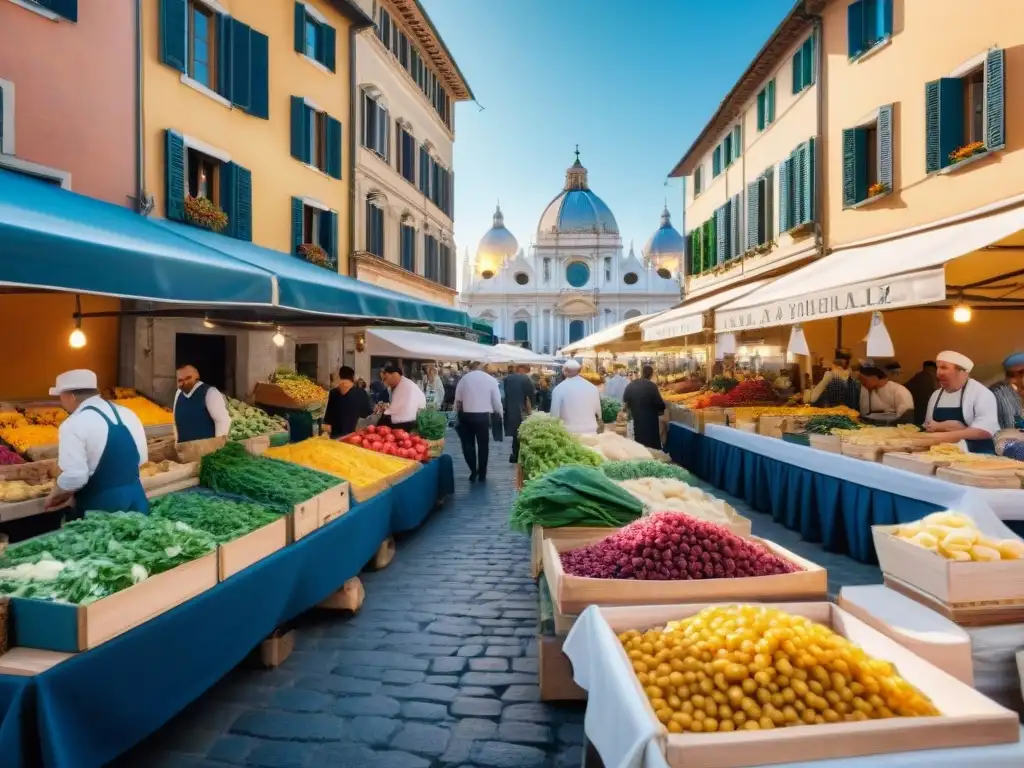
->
xmin=379 ymin=363 xmax=425 ymax=432
xmin=549 ymin=359 xmax=601 ymax=435
xmin=623 ymin=364 xmax=666 ymax=450
xmin=421 ymin=364 xmax=445 ymax=408
xmin=604 ymin=366 xmax=628 ymax=402
xmin=454 ymin=361 xmax=502 ymax=482
xmin=503 ymin=363 xmax=535 ymax=463
xmin=535 ymin=377 xmax=552 ymax=413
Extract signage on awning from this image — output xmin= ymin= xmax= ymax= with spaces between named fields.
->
xmin=642 ymin=312 xmax=706 ymax=341
xmin=714 ymin=267 xmax=947 ymax=332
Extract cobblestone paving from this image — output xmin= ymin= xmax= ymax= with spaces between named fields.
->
xmin=119 ymin=438 xmax=880 ymax=768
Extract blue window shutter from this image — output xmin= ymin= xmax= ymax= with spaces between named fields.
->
xmin=326 ymin=116 xmax=343 ymax=179
xmin=215 ymin=15 xmax=231 ymax=98
xmin=792 ymin=49 xmax=802 ymax=94
xmin=323 ymin=23 xmax=337 ymax=72
xmin=766 ymin=80 xmax=776 ymax=124
xmin=731 ymin=193 xmax=742 ymax=259
xmin=757 ymin=91 xmax=765 ymax=131
xmin=294 ymin=2 xmax=305 ymax=53
xmin=230 ymin=20 xmax=251 ymax=110
xmin=715 ymin=206 xmax=727 ymax=265
xmin=878 ymin=0 xmax=893 ymax=39
xmin=219 ymin=162 xmax=237 ymax=238
xmin=160 ymin=0 xmax=187 ymax=73
xmin=164 ymin=130 xmax=186 ymax=221
xmin=924 ymin=81 xmax=941 ymax=173
xmin=39 ymin=0 xmax=77 ymax=21
xmin=924 ymin=78 xmax=964 ymax=172
xmin=848 ymin=0 xmax=865 ymax=58
xmin=733 ymin=125 xmax=741 ymax=158
xmin=842 ymin=129 xmax=858 ymax=205
xmin=985 ymin=48 xmax=1006 ymax=150
xmin=249 ymin=31 xmax=269 ymax=119
xmin=803 ymin=37 xmax=814 ymax=87
xmin=320 ymin=211 xmax=338 ymax=265
xmin=234 ymin=165 xmax=252 ymax=242
xmin=801 ymin=138 xmax=815 ymax=224
xmin=746 ymin=181 xmax=759 ymax=250
xmin=290 ymin=96 xmax=311 ymax=163
xmin=763 ymin=167 xmax=774 ymax=243
xmin=291 ymin=197 xmax=304 ymax=253
xmin=712 ymin=146 xmax=721 ymax=177
xmin=778 ymin=159 xmax=791 ymax=233
xmin=792 ymin=148 xmax=805 ymax=225
xmin=877 ymin=104 xmax=893 ymax=190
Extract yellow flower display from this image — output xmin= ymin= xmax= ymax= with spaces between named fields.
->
xmin=0 ymin=425 xmax=60 ymax=453
xmin=265 ymin=437 xmax=415 ymax=491
xmin=112 ymin=397 xmax=173 ymax=426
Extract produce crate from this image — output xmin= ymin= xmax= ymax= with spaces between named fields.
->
xmin=253 ymin=382 xmax=322 ymax=411
xmin=538 ymin=634 xmax=585 ymax=702
xmin=218 ymin=516 xmax=289 ymax=581
xmin=175 ymin=436 xmax=227 ymax=464
xmin=780 ymin=432 xmax=810 ymax=447
xmin=146 ymin=435 xmax=178 ymax=462
xmin=349 ymin=477 xmax=390 ymax=503
xmin=11 ymin=552 xmax=218 ymax=652
xmin=0 ymin=647 xmax=71 ymax=676
xmin=144 ymin=424 xmax=175 ymax=439
xmin=0 ymin=460 xmax=59 ymax=523
xmin=316 ymin=481 xmax=350 ymax=527
xmin=140 ymin=461 xmax=198 ymax=493
xmin=24 ymin=444 xmax=58 ymax=462
xmin=585 ymin=602 xmax=1020 ymax=768
xmin=882 ymin=452 xmax=940 ymax=476
xmin=530 ymin=525 xmax=620 ymax=580
xmin=808 ymin=433 xmax=841 ymax=453
xmin=873 ymin=526 xmax=1024 ymax=626
xmin=935 ymin=466 xmax=1024 ymax=489
xmin=238 ymin=435 xmax=271 ymax=456
xmin=542 ymin=537 xmax=827 ymax=616
xmin=757 ymin=416 xmax=786 ymax=439
xmin=288 ymin=496 xmax=320 ymax=542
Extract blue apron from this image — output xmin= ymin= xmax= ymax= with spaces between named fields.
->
xmin=72 ymin=404 xmax=149 ymax=518
xmin=174 ymin=382 xmax=216 ymax=442
xmin=932 ymin=383 xmax=996 ymax=454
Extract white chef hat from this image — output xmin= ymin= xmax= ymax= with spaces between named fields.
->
xmin=563 ymin=359 xmax=581 ymax=372
xmin=937 ymin=350 xmax=974 ymax=373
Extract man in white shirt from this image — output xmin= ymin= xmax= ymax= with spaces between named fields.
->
xmin=604 ymin=367 xmax=628 ymax=402
xmin=173 ymin=365 xmax=231 ymax=443
xmin=454 ymin=361 xmax=503 ymax=481
xmin=924 ymin=351 xmax=1000 ymax=453
xmin=858 ymin=366 xmax=915 ymax=424
xmin=43 ymin=369 xmax=149 ymax=521
xmin=380 ymin=363 xmax=426 ymax=431
xmin=550 ymin=359 xmax=601 ymax=435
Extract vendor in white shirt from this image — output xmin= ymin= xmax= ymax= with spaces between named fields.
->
xmin=173 ymin=365 xmax=231 ymax=443
xmin=924 ymin=351 xmax=1000 ymax=454
xmin=858 ymin=366 xmax=915 ymax=425
xmin=379 ymin=363 xmax=426 ymax=431
xmin=549 ymin=359 xmax=602 ymax=435
xmin=43 ymin=369 xmax=149 ymax=520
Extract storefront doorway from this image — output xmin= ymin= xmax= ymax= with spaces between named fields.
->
xmin=175 ymin=333 xmax=234 ymax=395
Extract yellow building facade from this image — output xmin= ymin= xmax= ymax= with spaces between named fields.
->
xmin=142 ymin=0 xmax=369 ymax=269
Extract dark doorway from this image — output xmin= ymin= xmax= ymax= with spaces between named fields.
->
xmin=295 ymin=343 xmax=319 ymax=381
xmin=176 ymin=333 xmax=229 ymax=393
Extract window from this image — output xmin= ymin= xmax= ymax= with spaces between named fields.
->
xmin=188 ymin=1 xmax=216 ymax=89
xmin=733 ymin=125 xmax=742 ymax=160
xmin=291 ymin=196 xmax=337 ymax=267
xmin=375 ymin=4 xmax=452 ymax=129
xmin=290 ymin=97 xmax=342 ymax=178
xmin=11 ymin=0 xmax=77 ymax=20
xmin=424 ymin=234 xmax=439 ymax=281
xmin=724 ymin=134 xmax=733 ymax=166
xmin=166 ymin=131 xmax=251 ymax=240
xmin=187 ymin=147 xmax=219 ymax=203
xmin=693 ymin=165 xmax=703 ymax=196
xmin=925 ymin=49 xmax=1004 ymax=173
xmin=377 ymin=7 xmax=392 ymax=48
xmin=847 ymin=0 xmax=892 ymax=60
xmin=400 ymin=221 xmax=416 ymax=272
xmin=712 ymin=146 xmax=722 ymax=177
xmin=543 ymin=258 xmax=551 ymax=282
xmin=294 ymin=2 xmax=336 ymax=71
xmin=778 ymin=138 xmax=816 ymax=229
xmin=515 ymin=272 xmax=530 ymax=286
xmin=361 ymin=91 xmax=390 ymax=161
xmin=842 ymin=107 xmax=892 ymax=206
xmin=604 ymin=257 xmax=612 ymax=282
xmin=757 ymin=80 xmax=776 ymax=132
xmin=417 ymin=147 xmax=452 ymax=217
xmin=418 ymin=145 xmax=431 ymax=197
xmin=295 ymin=344 xmax=319 ymax=381
xmin=397 ymin=126 xmax=416 ymax=184
xmin=792 ymin=35 xmax=815 ymax=93
xmin=742 ymin=167 xmax=774 ymax=254
xmin=439 ymin=242 xmax=453 ymax=287
xmin=366 ymin=197 xmax=384 ymax=258
xmin=623 ymin=272 xmax=638 ymax=285
xmin=514 ymin=321 xmax=529 ymax=343
xmin=566 ymin=261 xmax=590 ymax=288
xmin=568 ymin=320 xmax=585 ymax=344
xmin=303 ymin=204 xmax=322 ymax=247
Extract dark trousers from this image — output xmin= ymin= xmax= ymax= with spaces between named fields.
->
xmin=510 ymin=435 xmax=521 ymax=463
xmin=458 ymin=412 xmax=490 ymax=477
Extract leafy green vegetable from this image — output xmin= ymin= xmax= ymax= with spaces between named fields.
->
xmin=600 ymin=397 xmax=621 ymax=424
xmin=416 ymin=407 xmax=448 ymax=440
xmin=599 ymin=459 xmax=692 ymax=483
xmin=709 ymin=376 xmax=739 ymax=394
xmin=150 ymin=489 xmax=281 ymax=543
xmin=518 ymin=414 xmax=603 ymax=481
xmin=200 ymin=441 xmax=340 ymax=508
xmin=805 ymin=415 xmax=861 ymax=434
xmin=226 ymin=397 xmax=287 ymax=440
xmin=509 ymin=465 xmax=644 ymax=533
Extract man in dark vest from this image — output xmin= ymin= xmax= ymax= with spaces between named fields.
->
xmin=173 ymin=365 xmax=231 ymax=443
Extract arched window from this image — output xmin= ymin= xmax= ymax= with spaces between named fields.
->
xmin=514 ymin=321 xmax=529 ymax=342
xmin=569 ymin=320 xmax=585 ymax=343
xmin=565 ymin=261 xmax=590 ymax=288
xmin=624 ymin=309 xmax=642 ymax=320
xmin=366 ymin=195 xmax=384 ymax=257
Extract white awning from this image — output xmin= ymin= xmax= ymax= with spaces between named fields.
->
xmin=366 ymin=329 xmax=502 ymax=362
xmin=560 ymin=312 xmax=661 ymax=355
xmin=640 ymin=280 xmax=771 ymax=341
xmin=488 ymin=343 xmax=559 ymax=365
xmin=715 ymin=203 xmax=1024 ymax=332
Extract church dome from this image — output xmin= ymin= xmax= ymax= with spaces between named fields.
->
xmin=475 ymin=204 xmax=519 ymax=277
xmin=644 ymin=205 xmax=685 ymax=277
xmin=537 ymin=150 xmax=619 ymax=236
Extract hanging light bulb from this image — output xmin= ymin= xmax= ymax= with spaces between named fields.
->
xmin=952 ymin=303 xmax=972 ymax=324
xmin=203 ymin=316 xmax=215 ymax=329
xmin=69 ymin=327 xmax=87 ymax=349
xmin=272 ymin=329 xmax=286 ymax=347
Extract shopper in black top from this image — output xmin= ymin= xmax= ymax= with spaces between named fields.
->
xmin=323 ymin=366 xmax=373 ymax=438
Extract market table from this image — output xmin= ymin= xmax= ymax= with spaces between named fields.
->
xmin=665 ymin=422 xmax=1017 ymax=564
xmin=390 ymin=454 xmax=455 ymax=533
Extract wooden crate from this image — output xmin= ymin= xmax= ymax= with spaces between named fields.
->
xmin=146 ymin=477 xmax=200 ymax=499
xmin=289 ymin=496 xmax=320 ymax=542
xmin=542 ymin=537 xmax=827 ymax=616
xmin=0 ymin=647 xmax=72 ymax=676
xmin=316 ymin=482 xmax=350 ymax=527
xmin=936 ymin=466 xmax=1023 ymax=489
xmin=840 ymin=443 xmax=882 ymax=462
xmin=539 ymin=634 xmax=585 ymax=701
xmin=873 ymin=526 xmax=1024 ymax=624
xmin=239 ymin=435 xmax=271 ymax=456
xmin=175 ymin=436 xmax=227 ymax=464
xmin=140 ymin=461 xmax=198 ymax=493
xmin=808 ymin=434 xmax=841 ymax=453
xmin=882 ymin=452 xmax=939 ymax=476
xmin=350 ymin=477 xmax=390 ymax=503
xmin=24 ymin=444 xmax=58 ymax=462
xmin=0 ymin=460 xmax=59 ymax=522
xmin=11 ymin=552 xmax=217 ymax=652
xmin=593 ymin=602 xmax=1020 ymax=768
xmin=259 ymin=629 xmax=296 ymax=668
xmin=218 ymin=516 xmax=289 ymax=581
xmin=757 ymin=416 xmax=785 ymax=439
xmin=147 ymin=435 xmax=178 ymax=462
xmin=253 ymin=382 xmax=323 ymax=411
xmin=530 ymin=525 xmax=619 ymax=580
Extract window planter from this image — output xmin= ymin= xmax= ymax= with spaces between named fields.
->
xmin=938 ymin=148 xmax=997 ymax=175
xmin=786 ymin=221 xmax=815 ymax=239
xmin=184 ymin=196 xmax=228 ymax=233
xmin=849 ymin=36 xmax=891 ymax=65
xmin=298 ymin=243 xmax=331 ymax=269
xmin=846 ymin=189 xmax=890 ymax=210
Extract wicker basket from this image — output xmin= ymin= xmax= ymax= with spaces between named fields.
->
xmin=426 ymin=438 xmax=445 ymax=458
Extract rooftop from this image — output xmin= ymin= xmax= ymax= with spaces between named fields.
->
xmin=387 ymin=0 xmax=475 ymax=101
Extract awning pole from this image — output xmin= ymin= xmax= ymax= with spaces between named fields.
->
xmin=836 ymin=316 xmax=843 ymax=353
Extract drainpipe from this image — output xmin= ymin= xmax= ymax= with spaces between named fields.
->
xmin=134 ymin=0 xmax=146 ymax=214
xmin=812 ymin=13 xmax=824 ymax=255
xmin=347 ymin=25 xmax=358 ymax=278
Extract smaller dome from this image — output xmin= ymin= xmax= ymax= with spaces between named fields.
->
xmin=476 ymin=203 xmax=519 ymax=276
xmin=645 ymin=205 xmax=685 ymax=276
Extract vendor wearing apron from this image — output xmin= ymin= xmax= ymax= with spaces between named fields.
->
xmin=858 ymin=366 xmax=915 ymax=425
xmin=923 ymin=351 xmax=1001 ymax=454
xmin=43 ymin=370 xmax=150 ymax=520
xmin=173 ymin=365 xmax=231 ymax=442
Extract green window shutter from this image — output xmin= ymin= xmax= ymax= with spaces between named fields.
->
xmin=731 ymin=193 xmax=742 ymax=259
xmin=321 ymin=211 xmax=339 ymax=265
xmin=925 ymin=78 xmax=964 ymax=172
xmin=733 ymin=125 xmax=741 ymax=158
xmin=877 ymin=105 xmax=893 ymax=190
xmin=290 ymin=96 xmax=311 ymax=163
xmin=924 ymin=81 xmax=941 ymax=173
xmin=879 ymin=0 xmax=893 ymax=38
xmin=792 ymin=49 xmax=802 ymax=94
xmin=216 ymin=15 xmax=231 ymax=98
xmin=842 ymin=128 xmax=868 ymax=205
xmin=39 ymin=0 xmax=77 ymax=21
xmin=792 ymin=148 xmax=805 ymax=225
xmin=164 ymin=130 xmax=186 ymax=221
xmin=712 ymin=146 xmax=721 ymax=176
xmin=705 ymin=218 xmax=716 ymax=270
xmin=160 ymin=0 xmax=187 ymax=73
xmin=778 ymin=158 xmax=791 ymax=233
xmin=799 ymin=139 xmax=815 ymax=224
xmin=294 ymin=2 xmax=305 ymax=53
xmin=847 ymin=0 xmax=865 ymax=58
xmin=230 ymin=19 xmax=251 ymax=110
xmin=323 ymin=23 xmax=337 ymax=72
xmin=766 ymin=80 xmax=776 ymax=124
xmin=763 ymin=167 xmax=774 ymax=243
xmin=326 ymin=116 xmax=343 ymax=179
xmin=803 ymin=37 xmax=814 ymax=87
xmin=746 ymin=181 xmax=759 ymax=250
xmin=219 ymin=162 xmax=237 ymax=238
xmin=715 ymin=206 xmax=727 ymax=266
xmin=234 ymin=165 xmax=252 ymax=242
xmin=757 ymin=91 xmax=766 ymax=131
xmin=249 ymin=31 xmax=270 ymax=119
xmin=291 ymin=197 xmax=304 ymax=253
xmin=985 ymin=48 xmax=1006 ymax=150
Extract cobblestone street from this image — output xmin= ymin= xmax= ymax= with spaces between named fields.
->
xmin=121 ymin=439 xmax=882 ymax=768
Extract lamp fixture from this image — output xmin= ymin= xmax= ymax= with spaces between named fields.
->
xmin=272 ymin=328 xmax=286 ymax=347
xmin=952 ymin=303 xmax=972 ymax=324
xmin=69 ymin=294 xmax=87 ymax=348
xmin=203 ymin=316 xmax=215 ymax=329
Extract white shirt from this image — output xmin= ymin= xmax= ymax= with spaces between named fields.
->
xmin=925 ymin=378 xmax=1001 ymax=436
xmin=386 ymin=376 xmax=426 ymax=423
xmin=57 ymin=397 xmax=148 ymax=492
xmin=550 ymin=375 xmax=602 ymax=435
xmin=604 ymin=375 xmax=628 ymax=402
xmin=172 ymin=382 xmax=232 ymax=438
xmin=454 ymin=370 xmax=502 ymax=414
xmin=859 ymin=380 xmax=914 ymax=417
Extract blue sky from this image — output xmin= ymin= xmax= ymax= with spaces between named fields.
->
xmin=420 ymin=0 xmax=795 ymax=263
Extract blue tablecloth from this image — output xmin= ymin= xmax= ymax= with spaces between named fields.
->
xmin=389 ymin=454 xmax=454 ymax=534
xmin=666 ymin=423 xmax=944 ymax=564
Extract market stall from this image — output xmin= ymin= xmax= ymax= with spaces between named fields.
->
xmin=366 ymin=328 xmax=504 ymax=362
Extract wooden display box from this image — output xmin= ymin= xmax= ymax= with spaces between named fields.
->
xmin=757 ymin=416 xmax=786 ymax=439
xmin=593 ymin=602 xmax=1019 ymax=768
xmin=808 ymin=434 xmax=841 ymax=453
xmin=218 ymin=516 xmax=289 ymax=581
xmin=935 ymin=466 xmax=1024 ymax=490
xmin=11 ymin=552 xmax=218 ymax=653
xmin=317 ymin=481 xmax=350 ymax=526
xmin=288 ymin=496 xmax=319 ymax=542
xmin=530 ymin=525 xmax=620 ymax=580
xmin=239 ymin=435 xmax=271 ymax=456
xmin=542 ymin=537 xmax=827 ymax=616
xmin=882 ymin=452 xmax=939 ymax=476
xmin=840 ymin=443 xmax=882 ymax=462
xmin=253 ymin=382 xmax=322 ymax=411
xmin=0 ymin=460 xmax=59 ymax=523
xmin=0 ymin=647 xmax=72 ymax=676
xmin=349 ymin=478 xmax=389 ymax=503
xmin=873 ymin=526 xmax=1024 ymax=625
xmin=140 ymin=461 xmax=198 ymax=493
xmin=175 ymin=436 xmax=227 ymax=464
xmin=539 ymin=634 xmax=585 ymax=701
